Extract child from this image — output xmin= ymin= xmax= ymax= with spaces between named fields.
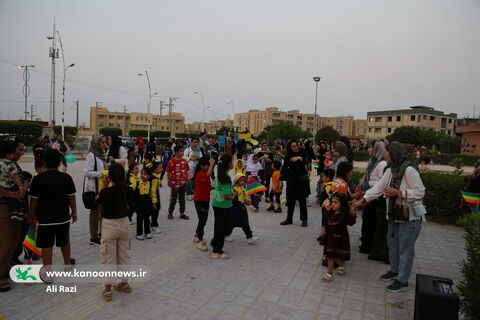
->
xmin=127 ymin=163 xmax=140 ymax=224
xmin=419 ymin=158 xmax=431 ymax=172
xmin=323 ymin=151 xmax=334 ymax=170
xmin=166 ymin=146 xmax=190 ymax=220
xmin=267 ymin=162 xmax=283 ymax=213
xmin=210 ymin=154 xmax=235 ymax=260
xmin=133 ymin=168 xmax=158 ymax=240
xmin=149 ymin=162 xmax=162 ymax=233
xmin=34 ymin=158 xmax=47 ymax=175
xmin=242 ymin=153 xmax=248 ymax=165
xmin=96 ymin=163 xmax=133 ymax=302
xmin=272 ymin=146 xmax=284 ymax=165
xmin=233 ymin=159 xmax=245 ymax=175
xmin=0 ymin=140 xmax=27 ymax=221
xmin=29 ymin=149 xmax=77 ymax=283
xmin=159 ymin=143 xmax=173 ymax=187
xmin=321 ymin=193 xmax=356 ymax=282
xmin=245 ymin=154 xmax=264 ymax=212
xmin=224 ymin=173 xmax=259 ymax=244
xmin=143 ymin=153 xmax=153 ymax=169
xmin=317 ymin=168 xmax=335 ymax=246
xmin=193 ymin=157 xmax=215 ymax=251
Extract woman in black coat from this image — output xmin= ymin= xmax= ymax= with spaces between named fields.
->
xmin=280 ymin=140 xmax=310 ymax=227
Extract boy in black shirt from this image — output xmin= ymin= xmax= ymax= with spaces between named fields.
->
xmin=29 ymin=149 xmax=77 ymax=271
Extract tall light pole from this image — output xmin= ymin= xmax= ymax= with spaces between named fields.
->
xmin=193 ymin=91 xmax=208 ymax=131
xmin=138 ymin=71 xmax=157 ymax=141
xmin=17 ymin=65 xmax=35 ymax=121
xmin=47 ymin=19 xmax=58 ymax=126
xmin=313 ymin=76 xmax=321 ymax=132
xmin=57 ymin=30 xmax=75 ymax=139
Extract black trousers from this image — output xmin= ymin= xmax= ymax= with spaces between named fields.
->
xmin=370 ymin=199 xmax=389 ymax=260
xmin=264 ymin=175 xmax=272 ymax=198
xmin=13 ymin=221 xmax=29 ymax=261
xmin=135 ymin=195 xmax=151 ymax=236
xmin=194 ymin=201 xmax=209 ymax=240
xmin=211 ymin=206 xmax=230 ymax=254
xmin=168 ymin=187 xmax=186 ymax=214
xmin=360 ymin=200 xmax=377 ymax=253
xmin=286 ymin=193 xmax=308 ymax=222
xmin=226 ymin=202 xmax=253 ymax=239
xmin=151 ymin=204 xmax=160 ymax=228
xmin=269 ymin=190 xmax=281 ymax=204
xmin=160 ymin=165 xmax=167 ymax=181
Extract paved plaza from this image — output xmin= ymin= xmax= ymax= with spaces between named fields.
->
xmin=0 ymin=160 xmax=466 ymax=320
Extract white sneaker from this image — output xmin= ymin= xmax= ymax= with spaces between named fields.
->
xmin=250 ymin=206 xmax=258 ymax=212
xmin=136 ymin=235 xmax=145 ymax=240
xmin=211 ymin=253 xmax=229 ymax=260
xmin=151 ymin=227 xmax=161 ymax=234
xmin=193 ymin=236 xmax=202 ymax=243
xmin=197 ymin=241 xmax=208 ymax=251
xmin=129 ymin=219 xmax=135 ymax=225
xmin=145 ymin=234 xmax=152 ymax=239
xmin=225 ymin=236 xmax=233 ymax=242
xmin=247 ymin=236 xmax=259 ymax=244
xmin=186 ymin=195 xmax=194 ymax=201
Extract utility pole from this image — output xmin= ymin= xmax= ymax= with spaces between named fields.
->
xmin=123 ymin=106 xmax=127 ymax=136
xmin=47 ymin=19 xmax=59 ymax=126
xmin=30 ymin=104 xmax=38 ymax=121
xmin=168 ymin=97 xmax=173 ymax=137
xmin=75 ymin=100 xmax=79 ymax=143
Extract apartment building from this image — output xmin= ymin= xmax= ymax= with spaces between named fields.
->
xmin=90 ymin=107 xmax=185 ymax=136
xmin=233 ymin=107 xmax=362 ymax=137
xmin=184 ymin=119 xmax=234 ymax=134
xmin=366 ymin=106 xmax=457 ymax=141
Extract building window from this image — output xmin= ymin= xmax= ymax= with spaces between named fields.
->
xmin=273 ymin=113 xmax=280 ymax=117
xmin=307 ymin=117 xmax=314 ymax=121
xmin=368 ymin=128 xmax=372 ymax=132
xmin=109 ymin=115 xmax=115 ymax=119
xmin=387 ymin=128 xmax=392 ymax=133
xmin=387 ymin=116 xmax=392 ymax=122
xmin=375 ymin=117 xmax=382 ymax=122
xmin=448 ymin=119 xmax=452 ymax=124
xmin=396 ymin=116 xmax=401 ymax=121
xmin=374 ymin=128 xmax=381 ymax=133
xmin=423 ymin=115 xmax=427 ymax=120
xmin=430 ymin=116 xmax=435 ymax=121
xmin=297 ymin=116 xmax=302 ymax=120
xmin=410 ymin=115 xmax=416 ymax=121
xmin=118 ymin=124 xmax=122 ymax=128
xmin=99 ymin=122 xmax=104 ymax=127
xmin=108 ymin=123 xmax=113 ymax=127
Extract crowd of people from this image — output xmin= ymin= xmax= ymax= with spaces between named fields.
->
xmin=0 ymin=132 xmax=432 ymax=301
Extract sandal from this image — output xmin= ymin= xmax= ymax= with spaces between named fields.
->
xmin=337 ymin=267 xmax=345 ymax=276
xmin=102 ymin=290 xmax=113 ymax=302
xmin=113 ymin=283 xmax=132 ymax=293
xmin=0 ymin=280 xmax=11 ymax=292
xmin=321 ymin=273 xmax=333 ymax=282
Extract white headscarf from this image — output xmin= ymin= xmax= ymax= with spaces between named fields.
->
xmin=246 ymin=154 xmax=263 ymax=176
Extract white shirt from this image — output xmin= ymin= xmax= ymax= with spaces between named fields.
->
xmin=183 ymin=147 xmax=202 ymax=174
xmin=368 ymin=160 xmax=388 ymax=188
xmin=363 ymin=166 xmax=425 ymax=221
xmin=84 ymin=152 xmax=105 ymax=192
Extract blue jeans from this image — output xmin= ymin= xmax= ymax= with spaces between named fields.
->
xmin=387 ymin=220 xmax=422 ymax=284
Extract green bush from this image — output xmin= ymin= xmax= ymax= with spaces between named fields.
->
xmin=0 ymin=121 xmax=43 ymax=136
xmin=457 ymin=213 xmax=480 ymax=318
xmin=129 ymin=130 xmax=147 ymax=138
xmin=421 ymin=153 xmax=478 ymax=166
xmin=353 ymin=151 xmax=370 ymax=162
xmin=99 ymin=127 xmax=122 ymax=136
xmin=151 ymin=131 xmax=170 ymax=138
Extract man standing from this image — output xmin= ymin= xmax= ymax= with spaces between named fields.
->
xmin=135 ymin=135 xmax=144 ymax=163
xmin=183 ymin=138 xmax=203 ymax=200
xmin=257 ymin=142 xmax=273 ymax=201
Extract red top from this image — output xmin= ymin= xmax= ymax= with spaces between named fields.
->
xmin=194 ymin=171 xmax=211 ymax=201
xmin=166 ymin=157 xmax=189 ymax=189
xmin=135 ymin=136 xmax=144 ymax=149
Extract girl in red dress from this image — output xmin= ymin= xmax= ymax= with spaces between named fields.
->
xmin=322 ymin=193 xmax=356 ymax=282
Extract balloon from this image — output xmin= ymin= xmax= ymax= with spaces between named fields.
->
xmin=64 ymin=153 xmax=77 ymax=163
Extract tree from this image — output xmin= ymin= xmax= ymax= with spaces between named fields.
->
xmin=151 ymin=131 xmax=170 ymax=138
xmin=386 ymin=126 xmax=461 ymax=152
xmin=129 ymin=130 xmax=148 ymax=138
xmin=386 ymin=126 xmax=422 ymax=145
xmin=315 ymin=126 xmax=340 ymax=144
xmin=216 ymin=126 xmax=230 ymax=136
xmin=99 ymin=127 xmax=122 ymax=136
xmin=258 ymin=120 xmax=311 ymax=143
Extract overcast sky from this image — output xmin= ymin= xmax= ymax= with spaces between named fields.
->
xmin=1 ymin=0 xmax=479 ymax=127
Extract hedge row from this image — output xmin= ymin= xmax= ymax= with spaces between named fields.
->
xmin=350 ymin=171 xmax=468 ymax=224
xmin=0 ymin=121 xmax=43 ymax=136
xmin=353 ymin=151 xmax=479 ymax=166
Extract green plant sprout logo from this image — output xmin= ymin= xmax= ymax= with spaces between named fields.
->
xmin=15 ymin=267 xmax=37 ymax=281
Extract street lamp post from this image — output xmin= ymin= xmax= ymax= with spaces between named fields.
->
xmin=57 ymin=30 xmax=75 ymax=139
xmin=47 ymin=19 xmax=58 ymax=126
xmin=138 ymin=71 xmax=158 ymax=141
xmin=313 ymin=76 xmax=321 ymax=132
xmin=17 ymin=65 xmax=35 ymax=120
xmin=193 ymin=91 xmax=208 ymax=131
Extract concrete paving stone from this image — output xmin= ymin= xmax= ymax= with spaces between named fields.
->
xmin=191 ymin=307 xmax=220 ymax=320
xmin=317 ymin=303 xmax=342 ymax=317
xmin=223 ymin=304 xmax=247 ymax=316
xmin=164 ymin=314 xmax=189 ymax=320
xmin=323 ymin=294 xmax=344 ymax=307
xmin=214 ymin=290 xmax=238 ymax=302
xmin=243 ymin=307 xmax=269 ymax=320
xmin=364 ymin=302 xmax=386 ymax=316
xmin=111 ymin=313 xmax=138 ymax=320
xmin=342 ymin=298 xmax=364 ymax=312
xmin=204 ymin=298 xmax=229 ymax=311
xmin=292 ymin=310 xmax=317 ymax=320
xmin=233 ymin=295 xmax=255 ymax=307
xmin=339 ymin=307 xmax=363 ymax=320
xmin=216 ymin=313 xmax=241 ymax=320
xmin=363 ymin=312 xmax=386 ymax=320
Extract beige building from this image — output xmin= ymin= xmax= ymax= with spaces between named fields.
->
xmin=90 ymin=106 xmax=185 ymax=136
xmin=366 ymin=106 xmax=457 ymax=141
xmin=234 ymin=107 xmax=360 ymax=136
xmin=184 ymin=119 xmax=234 ymax=134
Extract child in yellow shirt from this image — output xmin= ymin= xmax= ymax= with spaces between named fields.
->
xmin=134 ymin=168 xmax=157 ymax=240
xmin=224 ymin=173 xmax=259 ymax=244
xmin=233 ymin=159 xmax=245 ymax=175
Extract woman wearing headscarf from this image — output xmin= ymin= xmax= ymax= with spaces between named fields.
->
xmin=84 ymin=135 xmax=107 ymax=245
xmin=107 ymin=135 xmax=128 ymax=168
xmin=279 ymin=140 xmax=310 ymax=227
xmin=51 ymin=134 xmax=71 ymax=173
xmin=357 ymin=141 xmax=388 ymax=256
xmin=316 ymin=142 xmax=328 ymax=176
xmin=353 ymin=141 xmax=425 ymax=293
xmin=339 ymin=136 xmax=354 ymax=163
xmin=333 ymin=141 xmax=349 ymax=172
